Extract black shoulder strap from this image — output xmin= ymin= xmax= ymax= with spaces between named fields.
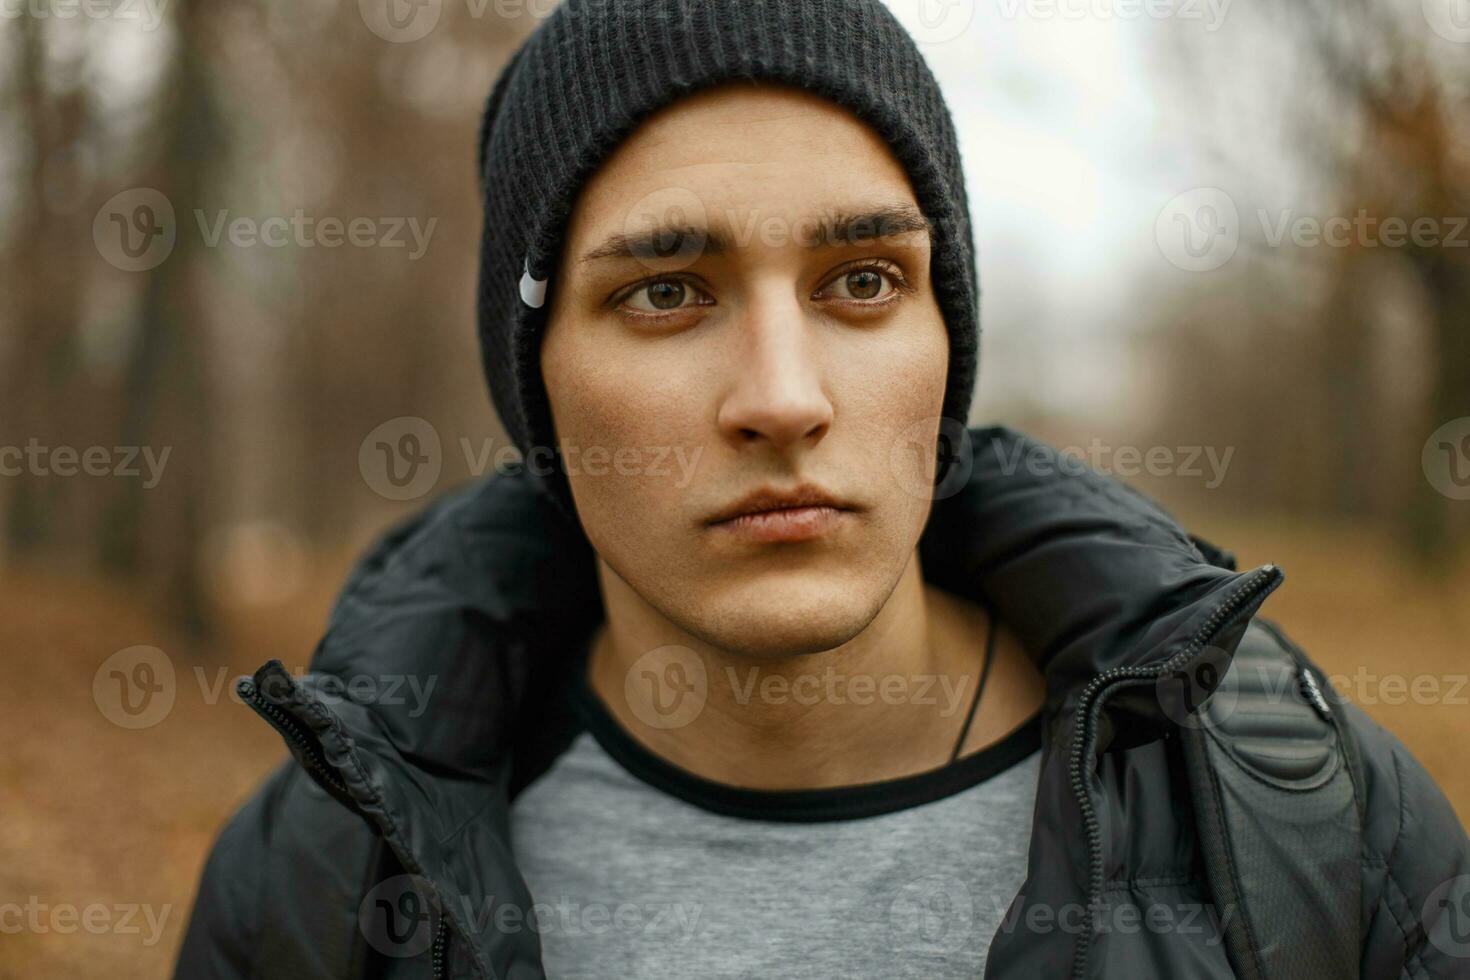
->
xmin=1180 ymin=619 xmax=1364 ymax=980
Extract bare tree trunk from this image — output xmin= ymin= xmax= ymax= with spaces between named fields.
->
xmin=2 ymin=16 xmax=87 ymax=562
xmin=1406 ymin=256 xmax=1470 ymax=562
xmin=105 ymin=0 xmax=221 ymax=638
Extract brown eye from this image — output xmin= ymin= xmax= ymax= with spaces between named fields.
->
xmin=647 ymin=280 xmax=685 ymax=309
xmin=845 ymin=270 xmax=883 ymax=300
xmin=815 ymin=261 xmax=910 ymax=305
xmin=619 ymin=277 xmax=710 ymax=314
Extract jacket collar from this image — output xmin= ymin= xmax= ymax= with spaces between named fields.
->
xmin=919 ymin=427 xmax=1267 ymax=718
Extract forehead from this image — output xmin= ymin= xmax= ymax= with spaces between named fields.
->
xmin=562 ymin=81 xmax=923 ymax=252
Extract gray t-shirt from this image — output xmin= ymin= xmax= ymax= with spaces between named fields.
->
xmin=508 ymin=686 xmax=1042 ymax=980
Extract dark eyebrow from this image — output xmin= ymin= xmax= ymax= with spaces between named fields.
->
xmin=578 ymin=203 xmax=932 ymax=264
xmin=808 ymin=205 xmax=933 ymax=248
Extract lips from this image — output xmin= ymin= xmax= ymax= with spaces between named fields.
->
xmin=703 ymin=483 xmax=858 ymax=543
xmin=704 ymin=483 xmax=853 ymax=525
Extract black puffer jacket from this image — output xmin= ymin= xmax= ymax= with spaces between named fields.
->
xmin=175 ymin=426 xmax=1470 ymax=979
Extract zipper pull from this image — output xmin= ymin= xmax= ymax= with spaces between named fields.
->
xmin=1297 ymin=665 xmax=1334 ymax=722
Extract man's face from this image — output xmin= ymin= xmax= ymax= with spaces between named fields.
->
xmin=541 ymin=81 xmax=951 ymax=659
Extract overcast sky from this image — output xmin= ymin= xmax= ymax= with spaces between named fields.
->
xmin=879 ymin=0 xmax=1295 ymax=419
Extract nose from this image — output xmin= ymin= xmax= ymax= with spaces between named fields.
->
xmin=715 ymin=293 xmax=834 ymax=453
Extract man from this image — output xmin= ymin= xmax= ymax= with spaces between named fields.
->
xmin=176 ymin=1 xmax=1470 ymax=978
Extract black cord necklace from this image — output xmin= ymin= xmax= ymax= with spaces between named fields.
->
xmin=948 ymin=605 xmax=999 ymax=764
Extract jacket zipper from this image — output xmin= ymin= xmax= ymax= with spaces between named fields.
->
xmin=236 ymin=677 xmax=349 ymax=798
xmin=432 ymin=917 xmax=449 ymax=979
xmin=1065 ymin=564 xmax=1278 ymax=979
xmin=240 ymin=675 xmax=460 ymax=979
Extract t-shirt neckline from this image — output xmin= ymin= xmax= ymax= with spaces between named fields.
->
xmin=568 ymin=672 xmax=1044 ymax=823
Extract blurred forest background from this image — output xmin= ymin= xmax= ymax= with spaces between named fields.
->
xmin=2 ymin=0 xmax=1468 ymax=975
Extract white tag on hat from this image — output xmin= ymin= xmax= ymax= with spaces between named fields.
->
xmin=519 ymin=257 xmax=548 ymax=309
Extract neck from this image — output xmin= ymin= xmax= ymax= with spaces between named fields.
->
xmin=585 ymin=550 xmax=1041 ymax=789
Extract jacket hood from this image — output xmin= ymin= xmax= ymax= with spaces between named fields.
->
xmin=241 ymin=424 xmax=1282 ymax=979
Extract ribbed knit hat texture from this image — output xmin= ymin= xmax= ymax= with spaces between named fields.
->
xmin=476 ymin=0 xmax=979 ymax=522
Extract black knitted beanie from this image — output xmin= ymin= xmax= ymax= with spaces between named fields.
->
xmin=475 ymin=0 xmax=979 ymax=523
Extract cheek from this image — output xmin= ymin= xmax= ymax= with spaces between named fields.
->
xmin=876 ymin=330 xmax=948 ymax=417
xmin=834 ymin=313 xmax=950 ymax=530
xmin=834 ymin=291 xmax=949 ymax=410
xmin=542 ymin=327 xmax=705 ymax=538
xmin=544 ymin=334 xmax=638 ymax=448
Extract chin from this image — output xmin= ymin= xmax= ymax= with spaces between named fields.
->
xmin=681 ymin=578 xmax=885 ymax=660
